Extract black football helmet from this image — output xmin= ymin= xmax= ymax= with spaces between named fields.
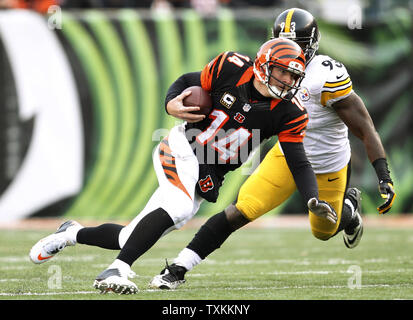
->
xmin=272 ymin=8 xmax=320 ymax=64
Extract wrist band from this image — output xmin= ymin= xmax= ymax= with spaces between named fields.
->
xmin=372 ymin=158 xmax=392 ymax=183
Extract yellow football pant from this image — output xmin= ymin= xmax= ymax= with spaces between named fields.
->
xmin=236 ymin=142 xmax=349 ymax=240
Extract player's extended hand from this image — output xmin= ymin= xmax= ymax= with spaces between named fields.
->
xmin=377 ymin=180 xmax=396 ymax=214
xmin=166 ymin=91 xmax=206 ymax=123
xmin=307 ymin=198 xmax=338 ymax=224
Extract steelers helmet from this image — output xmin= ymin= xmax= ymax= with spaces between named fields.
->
xmin=272 ymin=8 xmax=320 ymax=64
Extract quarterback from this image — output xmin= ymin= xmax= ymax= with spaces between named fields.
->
xmin=149 ymin=8 xmax=396 ymax=290
xmin=29 ymin=37 xmax=336 ymax=294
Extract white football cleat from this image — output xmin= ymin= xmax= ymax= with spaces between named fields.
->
xmin=29 ymin=220 xmax=83 ymax=264
xmin=149 ymin=261 xmax=187 ymax=290
xmin=93 ymin=266 xmax=138 ymax=294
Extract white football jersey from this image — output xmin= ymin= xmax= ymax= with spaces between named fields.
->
xmin=297 ymin=54 xmax=353 ymax=174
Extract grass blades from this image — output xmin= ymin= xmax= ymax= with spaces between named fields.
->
xmin=1 ymin=221 xmax=412 ymax=300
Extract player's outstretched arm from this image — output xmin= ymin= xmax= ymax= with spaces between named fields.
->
xmin=281 ymin=141 xmax=336 ymax=223
xmin=333 ymin=92 xmax=396 ymax=214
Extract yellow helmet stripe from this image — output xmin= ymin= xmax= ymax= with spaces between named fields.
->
xmin=284 ymin=9 xmax=295 ymax=33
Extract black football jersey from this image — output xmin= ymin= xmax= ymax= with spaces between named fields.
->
xmin=185 ymin=51 xmax=308 ymax=178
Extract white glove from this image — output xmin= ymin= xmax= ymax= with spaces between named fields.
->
xmin=307 ymin=198 xmax=338 ymax=224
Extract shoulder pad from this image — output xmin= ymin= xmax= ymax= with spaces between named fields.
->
xmin=315 ymin=55 xmax=353 ymax=107
xmin=201 ymin=51 xmax=252 ymax=91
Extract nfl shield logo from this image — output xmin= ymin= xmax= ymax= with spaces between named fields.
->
xmin=243 ymin=103 xmax=251 ymax=112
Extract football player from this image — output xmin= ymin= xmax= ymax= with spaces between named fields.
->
xmin=29 ymin=37 xmax=336 ymax=294
xmin=149 ymin=8 xmax=396 ymax=290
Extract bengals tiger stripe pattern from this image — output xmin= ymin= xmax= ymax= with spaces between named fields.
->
xmin=268 ymin=40 xmax=306 ymax=67
xmin=159 ymin=138 xmax=192 ymax=200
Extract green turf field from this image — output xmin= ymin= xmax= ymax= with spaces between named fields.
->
xmin=1 ymin=221 xmax=412 ymax=300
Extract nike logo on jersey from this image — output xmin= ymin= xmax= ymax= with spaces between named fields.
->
xmin=328 ymin=177 xmax=339 ymax=182
xmin=336 ymin=74 xmax=344 ymax=79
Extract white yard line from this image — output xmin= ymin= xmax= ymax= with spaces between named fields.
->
xmin=0 ymin=291 xmax=97 ymax=297
xmin=2 ymin=282 xmax=411 ymax=297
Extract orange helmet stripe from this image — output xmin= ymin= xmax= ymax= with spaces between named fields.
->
xmin=268 ymin=42 xmax=305 ymax=65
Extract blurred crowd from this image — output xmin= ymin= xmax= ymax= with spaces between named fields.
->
xmin=0 ymin=0 xmax=284 ymax=14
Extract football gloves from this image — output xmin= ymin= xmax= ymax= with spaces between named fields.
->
xmin=377 ymin=180 xmax=396 ymax=214
xmin=307 ymin=198 xmax=337 ymax=224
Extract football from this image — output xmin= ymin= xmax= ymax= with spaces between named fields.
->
xmin=182 ymin=86 xmax=212 ymax=116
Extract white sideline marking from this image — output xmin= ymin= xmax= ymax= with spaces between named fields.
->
xmin=202 ymin=257 xmax=402 ymax=266
xmin=0 ymin=255 xmax=100 ymax=263
xmin=1 ymin=283 xmax=410 ymax=297
xmin=0 ymin=291 xmax=97 ymax=297
xmin=189 ymin=268 xmax=412 ymax=277
xmin=0 ymin=279 xmax=22 ymax=282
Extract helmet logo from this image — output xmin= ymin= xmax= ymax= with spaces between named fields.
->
xmin=289 ymin=61 xmax=304 ymax=72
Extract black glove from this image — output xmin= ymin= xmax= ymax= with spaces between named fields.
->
xmin=377 ymin=180 xmax=396 ymax=214
xmin=307 ymin=198 xmax=337 ymax=224
xmin=372 ymin=158 xmax=396 ymax=214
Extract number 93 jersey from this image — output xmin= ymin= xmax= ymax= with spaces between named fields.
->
xmin=296 ymin=54 xmax=353 ymax=174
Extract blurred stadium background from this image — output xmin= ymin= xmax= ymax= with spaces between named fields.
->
xmin=0 ymin=0 xmax=412 ymax=224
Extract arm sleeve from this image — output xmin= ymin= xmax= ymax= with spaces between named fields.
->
xmin=278 ymin=99 xmax=309 ymax=144
xmin=164 ymin=72 xmax=201 ymax=114
xmin=280 ymin=141 xmax=319 ymax=204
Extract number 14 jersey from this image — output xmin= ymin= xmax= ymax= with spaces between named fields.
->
xmin=184 ymin=51 xmax=309 ymax=177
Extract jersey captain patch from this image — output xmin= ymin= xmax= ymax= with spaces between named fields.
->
xmin=220 ymin=92 xmax=236 ymax=109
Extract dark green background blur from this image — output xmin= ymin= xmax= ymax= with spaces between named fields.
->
xmin=2 ymin=2 xmax=413 ymax=219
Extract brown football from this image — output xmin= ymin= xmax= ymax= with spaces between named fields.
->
xmin=182 ymin=86 xmax=212 ymax=116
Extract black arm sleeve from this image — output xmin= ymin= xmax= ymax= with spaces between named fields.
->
xmin=280 ymin=141 xmax=319 ymax=204
xmin=164 ymin=72 xmax=202 ymax=114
